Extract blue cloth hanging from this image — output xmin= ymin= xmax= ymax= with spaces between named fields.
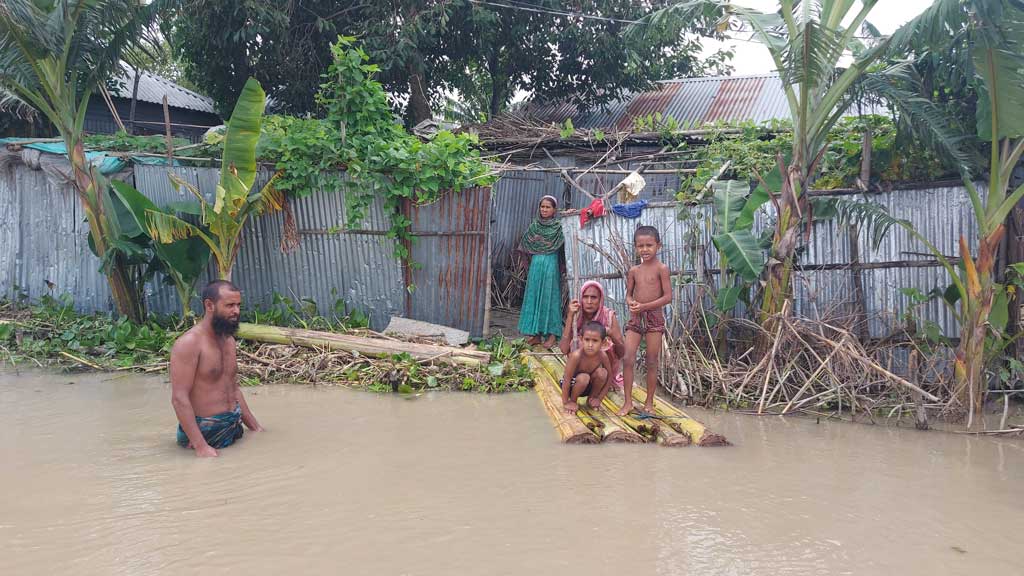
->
xmin=611 ymin=199 xmax=648 ymax=219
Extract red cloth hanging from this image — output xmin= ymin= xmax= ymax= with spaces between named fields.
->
xmin=579 ymin=198 xmax=606 ymax=227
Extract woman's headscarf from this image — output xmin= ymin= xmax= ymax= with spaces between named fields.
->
xmin=520 ymin=196 xmax=564 ymax=255
xmin=576 ymin=280 xmax=613 ymax=336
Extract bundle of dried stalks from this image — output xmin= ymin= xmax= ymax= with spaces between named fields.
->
xmin=660 ymin=311 xmax=958 ymax=424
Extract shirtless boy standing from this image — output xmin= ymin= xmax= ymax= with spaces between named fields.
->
xmin=170 ymin=280 xmax=263 ymax=457
xmin=617 ymin=226 xmax=672 ymax=416
xmin=561 ymin=321 xmax=613 ymax=414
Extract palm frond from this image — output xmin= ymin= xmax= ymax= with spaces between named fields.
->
xmin=859 ymin=64 xmax=977 ymax=172
xmin=826 ymin=196 xmax=911 ymax=251
xmin=0 ymin=86 xmax=34 ymax=118
xmin=885 ymin=0 xmax=965 ymax=59
xmin=826 ymin=196 xmax=967 ymax=306
xmin=780 ymin=18 xmax=843 ymax=88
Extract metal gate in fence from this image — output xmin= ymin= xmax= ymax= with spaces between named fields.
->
xmin=404 ymin=187 xmax=491 ymax=337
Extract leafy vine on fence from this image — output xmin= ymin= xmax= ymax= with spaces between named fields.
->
xmin=257 ymin=37 xmax=497 ymax=259
xmin=671 ymin=116 xmax=955 ymax=199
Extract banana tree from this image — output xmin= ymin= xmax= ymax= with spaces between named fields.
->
xmin=710 ymin=179 xmax=769 ymax=316
xmin=643 ymin=1 xmax=965 ymax=324
xmin=0 ymin=0 xmax=161 ymax=322
xmin=145 ymin=78 xmax=283 ymax=280
xmin=917 ymin=1 xmax=1024 ymax=426
xmin=110 ymin=180 xmax=210 ymax=318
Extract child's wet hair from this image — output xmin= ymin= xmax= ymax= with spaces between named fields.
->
xmin=634 ymin=225 xmax=661 ymax=244
xmin=581 ymin=321 xmax=606 ymax=340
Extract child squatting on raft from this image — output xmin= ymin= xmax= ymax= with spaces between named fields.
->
xmin=617 ymin=225 xmax=672 ymax=417
xmin=561 ymin=321 xmax=614 ymax=414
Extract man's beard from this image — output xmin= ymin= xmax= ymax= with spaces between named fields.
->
xmin=211 ymin=314 xmax=240 ymax=336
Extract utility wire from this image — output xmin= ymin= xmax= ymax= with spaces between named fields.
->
xmin=468 ymin=0 xmax=883 ymax=42
xmin=466 ymin=0 xmax=646 ymax=25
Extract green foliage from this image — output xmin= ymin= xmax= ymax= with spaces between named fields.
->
xmin=149 ymin=78 xmax=284 ymax=280
xmin=84 ymin=132 xmax=190 ymax=154
xmin=559 ymin=118 xmax=575 ymax=139
xmin=256 ymin=38 xmax=496 ymax=260
xmin=109 ymin=180 xmax=211 ymax=317
xmin=165 ymin=0 xmax=731 ymax=122
xmin=676 ymin=117 xmax=955 ymax=200
xmin=0 ymin=296 xmax=530 ymax=394
xmin=1 ymin=294 xmax=176 ymax=368
xmin=243 ymin=291 xmax=369 ymax=332
xmin=0 ymin=0 xmax=165 ymax=323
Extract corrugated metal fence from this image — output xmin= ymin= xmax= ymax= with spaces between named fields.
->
xmin=560 ymin=184 xmax=978 ymax=340
xmin=0 ymin=161 xmax=492 ymax=336
xmin=0 ymin=155 xmax=995 ymax=341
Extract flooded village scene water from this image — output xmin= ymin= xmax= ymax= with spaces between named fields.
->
xmin=2 ymin=1 xmax=1024 ymax=575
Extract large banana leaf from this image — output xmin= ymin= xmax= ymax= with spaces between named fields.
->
xmin=110 ymin=180 xmax=211 ymax=287
xmin=713 ymin=229 xmax=766 ymax=282
xmin=220 ymin=78 xmax=266 ymax=197
xmin=711 ymin=180 xmax=748 ymax=232
xmin=974 ymin=44 xmax=1024 ymax=142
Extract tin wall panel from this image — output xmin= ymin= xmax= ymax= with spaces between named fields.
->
xmin=407 ymin=187 xmax=491 ymax=336
xmin=131 ymin=165 xmax=403 ymax=328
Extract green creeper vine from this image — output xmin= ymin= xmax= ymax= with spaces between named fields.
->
xmin=670 ymin=116 xmax=955 ymax=200
xmin=256 ymin=37 xmax=496 ymax=259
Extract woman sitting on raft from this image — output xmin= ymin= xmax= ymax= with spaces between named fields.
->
xmin=560 ymin=281 xmax=625 ymax=390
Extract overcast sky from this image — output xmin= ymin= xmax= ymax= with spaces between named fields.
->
xmin=700 ymin=0 xmax=937 ymax=76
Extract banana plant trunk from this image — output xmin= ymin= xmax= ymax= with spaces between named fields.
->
xmin=68 ymin=141 xmax=145 ymax=323
xmin=761 ymin=162 xmax=806 ymax=336
xmin=955 ymin=230 xmax=1004 ymax=429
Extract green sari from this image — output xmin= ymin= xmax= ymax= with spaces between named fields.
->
xmin=518 ymin=217 xmax=564 ymax=337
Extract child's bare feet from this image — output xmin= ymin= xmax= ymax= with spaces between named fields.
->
xmin=542 ymin=335 xmax=556 ymax=349
xmin=616 ymin=401 xmax=633 ymax=417
xmin=643 ymin=401 xmax=655 ymax=414
xmin=564 ymin=400 xmax=578 ymax=414
xmin=526 ymin=335 xmax=541 ymax=346
xmin=586 ymin=396 xmax=601 ymax=409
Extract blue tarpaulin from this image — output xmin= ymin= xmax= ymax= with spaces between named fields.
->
xmin=0 ymin=138 xmax=177 ymax=175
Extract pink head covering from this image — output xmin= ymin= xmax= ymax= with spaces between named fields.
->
xmin=576 ymin=280 xmax=613 ymax=335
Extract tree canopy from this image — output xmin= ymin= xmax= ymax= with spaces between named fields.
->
xmin=163 ymin=0 xmax=731 ymax=124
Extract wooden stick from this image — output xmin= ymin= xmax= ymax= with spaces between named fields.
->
xmin=59 ymin=350 xmax=103 ymax=370
xmin=542 ymin=148 xmax=594 ymax=200
xmin=99 ymin=85 xmax=126 ymax=132
xmin=162 ymin=95 xmax=174 ymax=164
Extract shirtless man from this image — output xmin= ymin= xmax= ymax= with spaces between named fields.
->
xmin=171 ymin=280 xmax=263 ymax=457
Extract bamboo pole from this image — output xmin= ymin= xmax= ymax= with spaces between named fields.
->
xmin=626 ymin=387 xmax=730 ymax=447
xmin=526 ymin=356 xmax=599 ymax=444
xmin=235 ymin=323 xmax=490 ymax=366
xmin=536 ymin=356 xmax=646 ymax=443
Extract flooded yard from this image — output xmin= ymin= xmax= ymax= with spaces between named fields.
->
xmin=2 ymin=369 xmax=1022 ymax=576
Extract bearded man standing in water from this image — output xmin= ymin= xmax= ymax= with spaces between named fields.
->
xmin=171 ymin=280 xmax=263 ymax=457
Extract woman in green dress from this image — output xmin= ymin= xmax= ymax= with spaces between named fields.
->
xmin=518 ymin=195 xmax=564 ymax=348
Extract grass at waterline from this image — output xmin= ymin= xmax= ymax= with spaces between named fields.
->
xmin=0 ymin=296 xmax=534 ymax=393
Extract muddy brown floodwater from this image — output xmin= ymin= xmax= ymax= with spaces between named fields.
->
xmin=2 ymin=370 xmax=1023 ymax=576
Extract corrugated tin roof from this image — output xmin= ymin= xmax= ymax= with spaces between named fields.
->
xmin=531 ymin=73 xmax=793 ymax=130
xmin=110 ymin=67 xmax=217 ymax=114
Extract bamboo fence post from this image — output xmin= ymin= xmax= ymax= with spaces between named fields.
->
xmin=162 ymin=95 xmax=174 ymax=164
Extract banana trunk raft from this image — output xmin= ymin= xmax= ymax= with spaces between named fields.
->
xmin=525 ymin=354 xmax=729 ymax=447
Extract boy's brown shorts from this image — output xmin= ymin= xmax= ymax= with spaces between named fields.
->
xmin=626 ymin=309 xmax=665 ymax=335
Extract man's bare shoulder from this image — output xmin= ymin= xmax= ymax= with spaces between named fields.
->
xmin=171 ymin=325 xmax=207 ymax=356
